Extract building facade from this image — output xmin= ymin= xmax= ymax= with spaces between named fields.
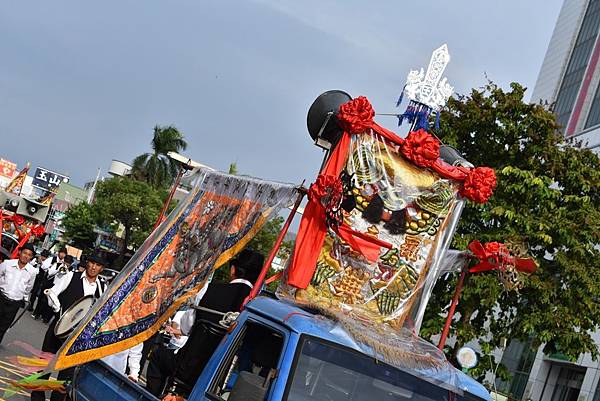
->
xmin=496 ymin=1 xmax=600 ymax=400
xmin=532 ymin=0 xmax=600 ymax=151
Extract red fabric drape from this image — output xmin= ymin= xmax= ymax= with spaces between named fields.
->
xmin=287 ymin=132 xmax=352 ymax=288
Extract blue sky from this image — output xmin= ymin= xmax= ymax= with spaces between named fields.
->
xmin=0 ymin=1 xmax=562 ymax=187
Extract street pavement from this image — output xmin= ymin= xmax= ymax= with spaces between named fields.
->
xmin=0 ymin=312 xmax=51 ymax=401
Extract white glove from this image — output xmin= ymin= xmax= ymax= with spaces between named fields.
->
xmin=44 ymin=289 xmax=61 ymax=313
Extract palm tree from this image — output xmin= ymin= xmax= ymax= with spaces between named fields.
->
xmin=131 ymin=125 xmax=188 ymax=189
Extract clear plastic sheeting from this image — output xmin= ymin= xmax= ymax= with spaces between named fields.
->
xmin=279 ymin=130 xmax=462 ymax=331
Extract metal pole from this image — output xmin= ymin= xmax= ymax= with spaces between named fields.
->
xmin=153 ymin=168 xmax=184 ymax=230
xmin=87 ymin=168 xmax=101 ymax=204
xmin=438 ymin=267 xmax=468 ymax=350
xmin=244 ymin=189 xmax=306 ymax=305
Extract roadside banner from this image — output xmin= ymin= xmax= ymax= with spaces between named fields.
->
xmin=0 ymin=158 xmax=17 ymax=179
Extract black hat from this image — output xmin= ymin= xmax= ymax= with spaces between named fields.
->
xmin=231 ymin=249 xmax=264 ymax=283
xmin=87 ymin=252 xmax=109 ymax=267
xmin=64 ymin=255 xmax=74 ymax=264
xmin=20 ymin=243 xmax=35 ymax=253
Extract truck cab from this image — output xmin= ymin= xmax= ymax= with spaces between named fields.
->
xmin=73 ymin=296 xmax=492 ymax=401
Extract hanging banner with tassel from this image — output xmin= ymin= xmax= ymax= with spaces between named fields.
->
xmin=48 ymin=169 xmax=296 ymax=371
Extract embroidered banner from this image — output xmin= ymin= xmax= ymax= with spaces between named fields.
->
xmin=279 ymin=131 xmax=461 ymax=328
xmin=49 ymin=169 xmax=297 ymax=370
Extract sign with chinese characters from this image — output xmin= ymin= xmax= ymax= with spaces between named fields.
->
xmin=0 ymin=159 xmax=17 ymax=179
xmin=32 ymin=167 xmax=69 ymax=191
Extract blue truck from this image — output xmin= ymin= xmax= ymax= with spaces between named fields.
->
xmin=71 ymin=296 xmax=492 ymax=401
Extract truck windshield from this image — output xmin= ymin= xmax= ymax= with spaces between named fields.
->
xmin=286 ymin=337 xmax=472 ymax=401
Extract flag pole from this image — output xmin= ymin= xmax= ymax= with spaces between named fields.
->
xmin=244 ymin=186 xmax=306 ymax=306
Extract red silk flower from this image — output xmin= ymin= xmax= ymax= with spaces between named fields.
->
xmin=12 ymin=215 xmax=25 ymax=226
xmin=460 ymin=167 xmax=497 ymax=203
xmin=401 ymin=129 xmax=440 ymax=168
xmin=484 ymin=241 xmax=502 ymax=254
xmin=337 ymin=96 xmax=375 ymax=134
xmin=31 ymin=225 xmax=45 ymax=237
xmin=309 ymin=174 xmax=343 ymax=209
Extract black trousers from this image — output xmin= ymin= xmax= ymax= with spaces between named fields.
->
xmin=145 ymin=346 xmax=177 ymax=397
xmin=33 ymin=283 xmax=54 ymax=321
xmin=0 ymin=293 xmax=23 ymax=344
xmin=28 ymin=272 xmax=46 ymax=311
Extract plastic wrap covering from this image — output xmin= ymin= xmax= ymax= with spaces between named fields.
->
xmin=49 ymin=168 xmax=297 ymax=370
xmin=408 ymin=247 xmax=468 ymax=332
xmin=278 ymin=131 xmax=462 ymax=335
xmin=311 ymin=305 xmax=463 ymax=390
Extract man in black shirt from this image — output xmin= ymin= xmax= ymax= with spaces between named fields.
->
xmin=145 ymin=249 xmax=264 ymax=397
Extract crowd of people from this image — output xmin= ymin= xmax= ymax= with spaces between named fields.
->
xmin=0 ymin=243 xmax=265 ymax=401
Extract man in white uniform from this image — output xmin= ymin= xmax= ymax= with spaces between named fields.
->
xmin=0 ymin=243 xmax=36 ymax=344
xmin=102 ymin=343 xmax=144 ymax=382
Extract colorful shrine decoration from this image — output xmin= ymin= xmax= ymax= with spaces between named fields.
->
xmin=48 ymin=169 xmax=296 ymax=370
xmin=0 ymin=211 xmax=46 ymax=257
xmin=277 ymin=94 xmax=497 ymax=366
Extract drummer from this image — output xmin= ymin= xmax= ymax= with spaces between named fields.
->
xmin=31 ymin=252 xmax=108 ymax=401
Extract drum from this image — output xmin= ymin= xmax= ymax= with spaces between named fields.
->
xmin=54 ymin=296 xmax=95 ymax=338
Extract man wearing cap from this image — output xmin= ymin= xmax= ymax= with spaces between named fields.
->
xmin=145 ymin=248 xmax=264 ymax=397
xmin=0 ymin=243 xmax=36 ymax=344
xmin=31 ymin=252 xmax=108 ymax=401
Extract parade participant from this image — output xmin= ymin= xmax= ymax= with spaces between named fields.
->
xmin=0 ymin=243 xmax=36 ymax=344
xmin=27 ymin=250 xmax=50 ymax=312
xmin=63 ymin=255 xmax=74 ymax=273
xmin=101 ymin=343 xmax=143 ymax=383
xmin=31 ymin=252 xmax=108 ymax=401
xmin=145 ymin=249 xmax=264 ymax=397
xmin=33 ymin=247 xmax=68 ymax=322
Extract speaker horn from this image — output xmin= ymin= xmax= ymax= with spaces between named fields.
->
xmin=307 ymin=90 xmax=352 ymax=150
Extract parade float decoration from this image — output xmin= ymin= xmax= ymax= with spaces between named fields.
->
xmin=0 ymin=164 xmax=49 ymax=258
xmin=275 ymin=44 xmax=536 ymax=366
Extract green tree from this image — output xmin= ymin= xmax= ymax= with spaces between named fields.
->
xmin=131 ymin=125 xmax=188 ymax=189
xmin=61 ymin=202 xmax=97 ymax=250
xmin=228 ymin=162 xmax=238 ymax=175
xmin=420 ymin=82 xmax=600 ymax=381
xmin=94 ymin=177 xmax=163 ymax=258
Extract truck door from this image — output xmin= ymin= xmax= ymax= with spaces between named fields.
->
xmin=203 ymin=320 xmax=287 ymax=401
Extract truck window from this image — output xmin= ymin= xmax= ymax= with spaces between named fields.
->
xmin=208 ymin=322 xmax=284 ymax=401
xmin=285 ymin=337 xmax=477 ymax=401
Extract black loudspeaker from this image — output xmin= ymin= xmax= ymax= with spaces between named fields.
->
xmin=307 ymin=90 xmax=352 ymax=150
